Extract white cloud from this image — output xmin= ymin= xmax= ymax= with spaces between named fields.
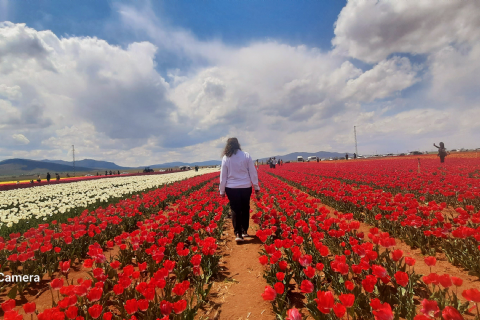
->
xmin=342 ymin=57 xmax=419 ymax=103
xmin=12 ymin=133 xmax=30 ymax=145
xmin=0 ymin=84 xmax=22 ymax=100
xmin=332 ymin=0 xmax=480 ymax=63
xmin=1 ymin=0 xmax=480 ymax=164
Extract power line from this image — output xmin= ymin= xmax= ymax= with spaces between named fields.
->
xmin=354 ymin=126 xmax=358 ymax=155
xmin=72 ymin=145 xmax=75 ymax=177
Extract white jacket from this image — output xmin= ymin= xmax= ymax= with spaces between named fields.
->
xmin=219 ymin=150 xmax=260 ymax=194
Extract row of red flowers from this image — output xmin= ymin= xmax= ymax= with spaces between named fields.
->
xmin=1 ymin=173 xmax=227 ymax=320
xmin=266 ymin=164 xmax=480 ymax=276
xmin=253 ymin=170 xmax=476 ymax=320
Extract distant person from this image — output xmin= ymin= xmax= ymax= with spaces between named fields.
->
xmin=118 ymin=170 xmax=120 ymax=175
xmin=354 ymin=153 xmax=357 ymax=160
xmin=434 ymin=142 xmax=448 ymax=163
xmin=317 ymin=157 xmax=319 ymax=163
xmin=46 ymin=172 xmax=51 ymax=182
xmin=66 ymin=173 xmax=70 ymax=178
xmin=30 ymin=180 xmax=34 ymax=184
xmin=109 ymin=170 xmax=112 ymax=175
xmin=345 ymin=153 xmax=349 ymax=160
xmin=96 ymin=172 xmax=99 ymax=176
xmin=37 ymin=175 xmax=41 ymax=183
xmin=56 ymin=173 xmax=60 ymax=181
xmin=105 ymin=171 xmax=108 ymax=176
xmin=255 ymin=159 xmax=259 ymax=170
xmin=220 ymin=137 xmax=260 ymax=242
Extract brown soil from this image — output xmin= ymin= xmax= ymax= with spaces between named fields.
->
xmin=197 ymin=201 xmax=275 ymax=320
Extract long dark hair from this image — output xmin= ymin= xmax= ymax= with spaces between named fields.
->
xmin=222 ymin=137 xmax=241 ymax=157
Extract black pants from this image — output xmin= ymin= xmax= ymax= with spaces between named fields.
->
xmin=225 ymin=187 xmax=252 ymax=236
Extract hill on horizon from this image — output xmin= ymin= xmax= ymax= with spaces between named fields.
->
xmin=0 ymin=159 xmax=93 ymax=177
xmin=41 ymin=159 xmax=130 ymax=170
xmin=0 ymin=150 xmax=355 ymax=176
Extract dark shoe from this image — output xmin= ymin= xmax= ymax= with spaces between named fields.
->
xmin=235 ymin=233 xmax=244 ymax=242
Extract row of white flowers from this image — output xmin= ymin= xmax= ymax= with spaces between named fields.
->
xmin=0 ymin=169 xmax=219 ymax=228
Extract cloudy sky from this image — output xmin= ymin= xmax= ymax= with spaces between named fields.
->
xmin=1 ymin=0 xmax=479 ymax=165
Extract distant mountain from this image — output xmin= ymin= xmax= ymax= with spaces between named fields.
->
xmin=42 ymin=159 xmax=130 ymax=170
xmin=0 ymin=159 xmax=93 ymax=176
xmin=257 ymin=151 xmax=353 ymax=162
xmin=0 ymin=150 xmax=354 ymax=176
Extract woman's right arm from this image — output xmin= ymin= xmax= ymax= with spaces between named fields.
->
xmin=247 ymin=155 xmax=260 ymax=192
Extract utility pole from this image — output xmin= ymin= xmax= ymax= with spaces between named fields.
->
xmin=354 ymin=126 xmax=358 ymax=156
xmin=72 ymin=145 xmax=75 ymax=177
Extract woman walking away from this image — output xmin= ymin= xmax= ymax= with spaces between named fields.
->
xmin=220 ymin=138 xmax=260 ymax=242
xmin=434 ymin=142 xmax=448 ymax=163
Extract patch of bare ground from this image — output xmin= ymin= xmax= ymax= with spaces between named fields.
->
xmin=197 ymin=201 xmax=275 ymax=320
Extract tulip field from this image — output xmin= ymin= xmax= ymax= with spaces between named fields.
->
xmin=255 ymin=154 xmax=480 ymax=320
xmin=1 ymin=154 xmax=480 ymax=320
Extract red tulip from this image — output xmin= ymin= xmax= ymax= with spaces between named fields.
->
xmin=60 ymin=260 xmax=71 ymax=273
xmin=88 ymin=304 xmax=103 ymax=319
xmin=278 ymin=260 xmax=288 ymax=270
xmin=420 ymin=299 xmax=439 ymax=318
xmin=22 ymin=302 xmax=36 ymax=314
xmin=125 ymin=299 xmax=138 ymax=314
xmin=424 ymin=256 xmax=436 ymax=267
xmin=1 ymin=299 xmax=15 ymax=312
xmin=65 ymin=306 xmax=78 ymax=319
xmin=304 ymin=266 xmax=316 ymax=278
xmin=276 ymin=272 xmax=285 ymax=281
xmin=438 ymin=274 xmax=452 ymax=288
xmin=173 ymin=300 xmax=187 ymax=314
xmin=315 ymin=291 xmax=334 ymax=314
xmin=345 ymin=280 xmax=354 ymax=291
xmin=300 ymin=280 xmax=314 ymax=293
xmin=405 ymin=257 xmax=416 ymax=266
xmin=462 ymin=288 xmax=480 ymax=302
xmin=372 ymin=265 xmax=387 ymax=278
xmin=261 ymin=286 xmax=277 ymax=301
xmin=333 ymin=303 xmax=346 ymax=318
xmin=286 ymin=308 xmax=302 ymax=320
xmin=391 ymin=249 xmax=403 ymax=262
xmin=442 ymin=306 xmax=464 ymax=320
xmin=160 ymin=300 xmax=172 ymax=315
xmin=394 ymin=271 xmax=409 ymax=287
xmin=362 ymin=275 xmax=377 ymax=293
xmin=113 ymin=284 xmax=124 ymax=295
xmin=50 ymin=278 xmax=64 ymax=290
xmin=3 ymin=310 xmax=22 ymax=320
xmin=103 ymin=312 xmax=113 ymax=320
xmin=138 ymin=299 xmax=149 ymax=312
xmin=87 ymin=287 xmax=103 ymax=302
xmin=83 ymin=259 xmax=93 ymax=268
xmin=451 ymin=276 xmax=463 ymax=287
xmin=339 ymin=293 xmax=355 ymax=307
xmin=274 ymin=282 xmax=285 ymax=294
xmin=372 ymin=302 xmax=393 ymax=320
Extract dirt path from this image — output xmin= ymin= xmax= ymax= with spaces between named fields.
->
xmin=199 ymin=201 xmax=274 ymax=320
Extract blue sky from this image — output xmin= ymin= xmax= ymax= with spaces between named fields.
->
xmin=0 ymin=0 xmax=479 ymax=165
xmin=7 ymin=0 xmax=345 ymax=49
